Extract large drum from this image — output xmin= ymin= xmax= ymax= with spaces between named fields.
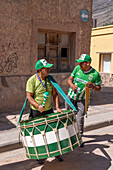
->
xmin=19 ymin=110 xmax=82 ymax=159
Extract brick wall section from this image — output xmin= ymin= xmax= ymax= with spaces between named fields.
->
xmin=0 ymin=0 xmax=92 ymax=113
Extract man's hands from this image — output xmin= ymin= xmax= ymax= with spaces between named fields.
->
xmin=87 ymin=82 xmax=95 ymax=89
xmin=37 ymin=105 xmax=45 ymax=113
xmin=38 ymin=105 xmax=62 ymax=114
xmin=68 ymin=76 xmax=78 ymax=91
xmin=56 ymin=108 xmax=63 ymax=114
xmin=86 ymin=82 xmax=101 ymax=92
xmin=70 ymin=84 xmax=78 ymax=91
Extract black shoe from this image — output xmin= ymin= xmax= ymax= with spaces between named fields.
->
xmin=55 ymin=155 xmax=63 ymax=162
xmin=36 ymin=159 xmax=44 ymax=164
xmin=80 ymin=142 xmax=84 ymax=148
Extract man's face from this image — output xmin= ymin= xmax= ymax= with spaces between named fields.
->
xmin=41 ymin=67 xmax=50 ymax=76
xmin=79 ymin=61 xmax=90 ymax=71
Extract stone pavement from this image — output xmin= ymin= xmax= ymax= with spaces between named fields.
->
xmin=0 ymin=103 xmax=113 ymax=153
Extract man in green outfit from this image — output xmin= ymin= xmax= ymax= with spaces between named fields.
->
xmin=26 ymin=59 xmax=63 ymax=163
xmin=66 ymin=54 xmax=102 ymax=139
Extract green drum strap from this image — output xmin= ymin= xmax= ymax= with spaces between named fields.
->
xmin=48 ymin=75 xmax=77 ymax=112
xmin=17 ymin=97 xmax=28 ymax=125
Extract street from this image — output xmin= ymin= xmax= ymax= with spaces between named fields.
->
xmin=0 ymin=125 xmax=113 ymax=170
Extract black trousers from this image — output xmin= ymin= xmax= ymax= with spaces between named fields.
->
xmin=29 ymin=108 xmax=54 ymax=118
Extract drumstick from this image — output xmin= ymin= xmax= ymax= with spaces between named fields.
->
xmin=42 ymin=92 xmax=49 ymax=107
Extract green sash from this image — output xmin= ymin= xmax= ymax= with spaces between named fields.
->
xmin=17 ymin=75 xmax=77 ymax=125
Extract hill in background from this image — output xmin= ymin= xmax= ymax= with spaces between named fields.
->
xmin=93 ymin=0 xmax=113 ymax=27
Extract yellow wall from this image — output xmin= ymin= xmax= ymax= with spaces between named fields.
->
xmin=90 ymin=25 xmax=113 ymax=73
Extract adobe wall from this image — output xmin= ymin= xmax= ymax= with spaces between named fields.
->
xmin=0 ymin=0 xmax=92 ymax=113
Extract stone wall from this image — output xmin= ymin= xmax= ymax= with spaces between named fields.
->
xmin=0 ymin=0 xmax=92 ymax=113
xmin=99 ymin=73 xmax=113 ymax=86
xmin=90 ymin=72 xmax=113 ymax=106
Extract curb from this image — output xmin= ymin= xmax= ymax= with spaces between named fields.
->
xmin=0 ymin=142 xmax=23 ymax=153
xmin=84 ymin=120 xmax=113 ymax=132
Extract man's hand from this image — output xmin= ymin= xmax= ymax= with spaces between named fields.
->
xmin=87 ymin=82 xmax=95 ymax=89
xmin=38 ymin=105 xmax=45 ymax=113
xmin=57 ymin=108 xmax=63 ymax=114
xmin=68 ymin=76 xmax=78 ymax=91
xmin=70 ymin=84 xmax=78 ymax=91
xmin=86 ymin=82 xmax=101 ymax=91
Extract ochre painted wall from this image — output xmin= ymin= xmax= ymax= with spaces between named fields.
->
xmin=90 ymin=25 xmax=113 ymax=73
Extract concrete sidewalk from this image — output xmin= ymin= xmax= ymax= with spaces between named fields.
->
xmin=0 ymin=104 xmax=113 ymax=153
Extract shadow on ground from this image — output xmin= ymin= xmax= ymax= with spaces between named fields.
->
xmin=0 ymin=112 xmax=16 ymax=130
xmin=0 ymin=109 xmax=29 ymax=131
xmin=1 ymin=86 xmax=113 ymax=131
xmin=90 ymin=86 xmax=113 ymax=106
xmin=0 ymin=134 xmax=112 ymax=170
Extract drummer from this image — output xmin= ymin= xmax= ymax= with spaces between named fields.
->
xmin=26 ymin=59 xmax=63 ymax=164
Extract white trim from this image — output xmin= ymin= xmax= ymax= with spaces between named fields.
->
xmin=95 ymin=81 xmax=102 ymax=85
xmin=76 ymin=78 xmax=88 ymax=84
xmin=70 ymin=90 xmax=76 ymax=99
xmin=21 ymin=123 xmax=78 ymax=147
xmin=74 ymin=87 xmax=80 ymax=100
xmin=83 ymin=67 xmax=93 ymax=73
xmin=78 ymin=87 xmax=85 ymax=100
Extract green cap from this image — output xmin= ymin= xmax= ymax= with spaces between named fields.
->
xmin=35 ymin=59 xmax=53 ymax=70
xmin=76 ymin=54 xmax=92 ymax=63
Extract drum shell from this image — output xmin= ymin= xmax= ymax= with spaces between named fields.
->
xmin=19 ymin=110 xmax=82 ymax=159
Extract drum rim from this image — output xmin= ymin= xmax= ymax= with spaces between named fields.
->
xmin=19 ymin=110 xmax=75 ymax=129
